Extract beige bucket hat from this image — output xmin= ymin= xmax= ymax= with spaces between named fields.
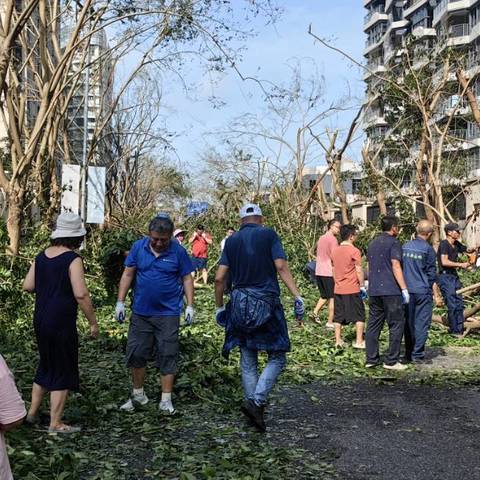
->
xmin=51 ymin=212 xmax=86 ymax=239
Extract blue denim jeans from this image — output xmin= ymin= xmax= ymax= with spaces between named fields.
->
xmin=438 ymin=274 xmax=464 ymax=334
xmin=240 ymin=347 xmax=286 ymax=406
xmin=404 ymin=293 xmax=433 ymax=360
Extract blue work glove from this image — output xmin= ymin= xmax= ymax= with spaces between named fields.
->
xmin=360 ymin=287 xmax=368 ymax=300
xmin=294 ymin=296 xmax=305 ymax=321
xmin=115 ymin=301 xmax=126 ymax=323
xmin=216 ymin=306 xmax=226 ymax=327
xmin=401 ymin=289 xmax=410 ymax=305
xmin=184 ymin=306 xmax=194 ymax=326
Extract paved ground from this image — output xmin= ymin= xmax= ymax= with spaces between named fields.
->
xmin=269 ymin=378 xmax=480 ymax=480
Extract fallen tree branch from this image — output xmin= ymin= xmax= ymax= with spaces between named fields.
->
xmin=456 ymin=282 xmax=480 ymax=296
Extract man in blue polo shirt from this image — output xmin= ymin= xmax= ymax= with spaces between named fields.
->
xmin=366 ymin=215 xmax=409 ymax=371
xmin=402 ymin=220 xmax=439 ymax=364
xmin=214 ymin=203 xmax=305 ymax=432
xmin=115 ymin=215 xmax=194 ymax=414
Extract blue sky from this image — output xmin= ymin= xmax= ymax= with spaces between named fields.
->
xmin=162 ymin=0 xmax=366 ymax=172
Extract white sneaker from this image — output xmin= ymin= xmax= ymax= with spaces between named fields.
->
xmin=120 ymin=393 xmax=149 ymax=411
xmin=352 ymin=341 xmax=366 ymax=349
xmin=383 ymin=362 xmax=408 ymax=371
xmin=325 ymin=322 xmax=335 ymax=330
xmin=159 ymin=400 xmax=176 ymax=414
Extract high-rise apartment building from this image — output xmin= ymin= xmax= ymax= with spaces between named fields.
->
xmin=61 ymin=23 xmax=113 ymax=167
xmin=364 ymin=0 xmax=480 ymax=164
xmin=363 ymin=0 xmax=480 ymax=239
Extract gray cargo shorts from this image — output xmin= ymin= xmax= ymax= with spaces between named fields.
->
xmin=125 ymin=314 xmax=180 ymax=375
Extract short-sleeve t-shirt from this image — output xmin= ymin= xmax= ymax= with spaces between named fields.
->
xmin=219 ymin=223 xmax=286 ymax=296
xmin=0 ymin=355 xmax=26 ymax=480
xmin=367 ymin=233 xmax=403 ymax=296
xmin=437 ymin=239 xmax=467 ymax=276
xmin=125 ymin=237 xmax=194 ymax=316
xmin=315 ymin=232 xmax=338 ymax=277
xmin=191 ymin=234 xmax=211 ymax=258
xmin=331 ymin=244 xmax=362 ymax=294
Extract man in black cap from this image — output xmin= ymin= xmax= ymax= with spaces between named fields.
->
xmin=437 ymin=223 xmax=471 ymax=336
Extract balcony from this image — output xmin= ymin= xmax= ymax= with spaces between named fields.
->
xmin=466 ymin=148 xmax=480 ymax=173
xmin=433 ymin=0 xmax=471 ymax=25
xmin=449 ymin=23 xmax=470 ymax=38
xmin=403 ymin=0 xmax=430 ymax=18
xmin=466 ymin=51 xmax=480 ymax=69
xmin=448 ymin=129 xmax=468 ymax=140
xmin=364 ymin=8 xmax=385 ymax=24
xmin=368 ymin=126 xmax=389 ymax=141
xmin=365 ymin=34 xmax=386 ymax=52
xmin=467 ymin=123 xmax=480 ymax=140
xmin=364 ymin=10 xmax=389 ymax=31
xmin=364 ymin=57 xmax=386 ymax=79
xmin=363 ymin=111 xmax=388 ymax=127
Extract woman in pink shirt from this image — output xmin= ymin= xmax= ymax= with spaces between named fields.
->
xmin=0 ymin=354 xmax=26 ymax=480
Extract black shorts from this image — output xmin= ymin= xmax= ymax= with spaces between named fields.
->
xmin=316 ymin=276 xmax=334 ymax=299
xmin=125 ymin=314 xmax=180 ymax=374
xmin=192 ymin=256 xmax=207 ymax=270
xmin=334 ymin=293 xmax=366 ymax=325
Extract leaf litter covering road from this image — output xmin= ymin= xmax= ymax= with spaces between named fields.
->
xmin=6 ymin=285 xmax=480 ymax=479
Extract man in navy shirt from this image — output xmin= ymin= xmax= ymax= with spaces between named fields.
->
xmin=366 ymin=216 xmax=409 ymax=370
xmin=437 ymin=222 xmax=471 ymax=335
xmin=403 ymin=220 xmax=439 ymax=363
xmin=214 ymin=203 xmax=304 ymax=432
xmin=115 ymin=215 xmax=194 ymax=414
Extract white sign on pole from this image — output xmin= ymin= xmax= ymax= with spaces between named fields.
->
xmin=87 ymin=166 xmax=105 ymax=224
xmin=61 ymin=164 xmax=80 ymax=214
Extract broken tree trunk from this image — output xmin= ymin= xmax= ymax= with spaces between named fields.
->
xmin=456 ymin=282 xmax=480 ymax=296
xmin=432 ymin=301 xmax=480 ymax=337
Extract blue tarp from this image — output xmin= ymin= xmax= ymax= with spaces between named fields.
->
xmin=186 ymin=201 xmax=210 ymax=217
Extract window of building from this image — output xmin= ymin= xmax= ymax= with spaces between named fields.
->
xmin=401 ymin=174 xmax=411 ymax=189
xmin=445 ymin=192 xmax=467 ymax=220
xmin=352 ymin=178 xmax=362 ymax=194
xmin=367 ymin=203 xmax=395 ymax=224
xmin=411 ymin=8 xmax=430 ymax=29
xmin=393 ymin=6 xmax=403 ymax=22
xmin=367 ymin=205 xmax=380 ymax=224
xmin=416 ymin=202 xmax=426 ymax=219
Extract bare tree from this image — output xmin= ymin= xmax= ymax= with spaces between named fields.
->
xmin=213 ymin=59 xmax=361 ymax=221
xmin=0 ymin=0 xmax=282 ymax=254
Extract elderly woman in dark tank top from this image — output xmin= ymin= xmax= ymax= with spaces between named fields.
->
xmin=22 ymin=212 xmax=99 ymax=433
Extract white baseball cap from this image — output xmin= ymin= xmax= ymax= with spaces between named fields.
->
xmin=239 ymin=203 xmax=263 ymax=219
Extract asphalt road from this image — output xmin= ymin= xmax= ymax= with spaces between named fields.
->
xmin=268 ymin=380 xmax=480 ymax=480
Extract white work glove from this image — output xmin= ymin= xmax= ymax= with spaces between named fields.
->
xmin=184 ymin=306 xmax=194 ymax=326
xmin=115 ymin=301 xmax=126 ymax=323
xmin=401 ymin=289 xmax=410 ymax=305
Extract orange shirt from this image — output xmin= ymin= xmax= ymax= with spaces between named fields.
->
xmin=192 ymin=233 xmax=211 ymax=258
xmin=331 ymin=243 xmax=362 ymax=295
